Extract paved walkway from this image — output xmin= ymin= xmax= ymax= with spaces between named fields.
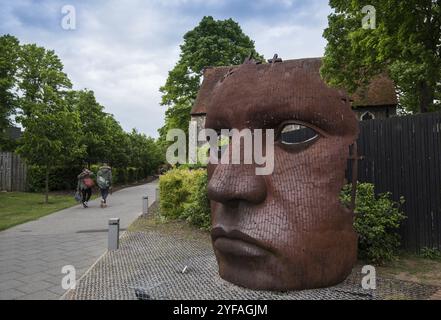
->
xmin=0 ymin=181 xmax=157 ymax=300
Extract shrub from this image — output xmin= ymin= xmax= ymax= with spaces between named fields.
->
xmin=113 ymin=168 xmax=127 ymax=185
xmin=159 ymin=168 xmax=210 ymax=228
xmin=341 ymin=183 xmax=406 ymax=264
xmin=137 ymin=168 xmax=146 ymax=180
xmin=27 ymin=164 xmax=151 ymax=192
xmin=178 ymin=162 xmax=206 ymax=170
xmin=159 ymin=168 xmax=188 ymax=219
xmin=181 ymin=172 xmax=211 ymax=230
xmin=420 ymin=247 xmax=441 ymax=260
xmin=27 ymin=165 xmax=82 ymax=192
xmin=90 ymin=164 xmax=100 ymax=174
xmin=127 ymin=167 xmax=137 ymax=183
xmin=27 ymin=165 xmax=47 ymax=192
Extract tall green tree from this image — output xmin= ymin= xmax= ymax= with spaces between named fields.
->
xmin=159 ymin=16 xmax=263 ymax=139
xmin=101 ymin=115 xmax=131 ymax=168
xmin=17 ymin=94 xmax=84 ymax=203
xmin=17 ymin=44 xmax=72 ymax=115
xmin=128 ymin=129 xmax=163 ymax=175
xmin=0 ymin=35 xmax=20 ymax=149
xmin=68 ymin=89 xmax=109 ymax=166
xmin=321 ymin=0 xmax=441 ymax=113
xmin=16 ymin=44 xmax=83 ymax=203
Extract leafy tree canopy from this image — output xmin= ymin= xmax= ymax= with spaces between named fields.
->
xmin=321 ymin=0 xmax=441 ymax=113
xmin=0 ymin=34 xmax=20 ymax=148
xmin=67 ymin=89 xmax=110 ymax=165
xmin=17 ymin=43 xmax=72 ymax=115
xmin=159 ymin=16 xmax=263 ymax=139
xmin=128 ymin=129 xmax=164 ymax=174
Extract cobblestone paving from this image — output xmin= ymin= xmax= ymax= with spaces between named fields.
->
xmin=66 ymin=228 xmax=440 ymax=300
xmin=0 ymin=182 xmax=157 ymax=300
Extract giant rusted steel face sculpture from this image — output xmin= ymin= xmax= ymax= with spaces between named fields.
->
xmin=203 ymin=57 xmax=359 ymax=290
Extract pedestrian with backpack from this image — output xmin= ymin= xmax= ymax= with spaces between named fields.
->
xmin=97 ymin=163 xmax=112 ymax=208
xmin=77 ymin=168 xmax=94 ymax=208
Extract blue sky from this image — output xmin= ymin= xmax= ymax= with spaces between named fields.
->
xmin=0 ymin=0 xmax=332 ymax=138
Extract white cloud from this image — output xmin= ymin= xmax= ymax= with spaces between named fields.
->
xmin=243 ymin=0 xmax=330 ymax=60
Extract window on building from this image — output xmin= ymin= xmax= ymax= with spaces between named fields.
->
xmin=361 ymin=111 xmax=375 ymax=121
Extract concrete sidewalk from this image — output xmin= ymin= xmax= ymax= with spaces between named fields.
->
xmin=0 ymin=181 xmax=157 ymax=300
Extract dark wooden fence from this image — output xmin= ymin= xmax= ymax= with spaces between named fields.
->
xmin=0 ymin=152 xmax=27 ymax=192
xmin=349 ymin=112 xmax=441 ymax=252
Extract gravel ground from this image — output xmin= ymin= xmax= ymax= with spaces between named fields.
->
xmin=65 ymin=209 xmax=440 ymax=300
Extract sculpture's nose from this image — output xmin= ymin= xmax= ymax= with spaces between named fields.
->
xmin=207 ymin=164 xmax=267 ymax=205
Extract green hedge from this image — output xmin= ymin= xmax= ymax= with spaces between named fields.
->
xmin=27 ymin=165 xmax=82 ymax=192
xmin=181 ymin=172 xmax=211 ymax=230
xmin=28 ymin=165 xmax=151 ymax=192
xmin=159 ymin=168 xmax=210 ymax=229
xmin=112 ymin=167 xmax=126 ymax=185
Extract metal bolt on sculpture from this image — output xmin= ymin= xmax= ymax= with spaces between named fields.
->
xmin=201 ymin=56 xmax=359 ymax=291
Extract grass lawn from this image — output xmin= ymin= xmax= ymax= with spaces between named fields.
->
xmin=377 ymin=253 xmax=441 ymax=287
xmin=0 ymin=192 xmax=78 ymax=231
xmin=128 ymin=201 xmax=210 ymax=242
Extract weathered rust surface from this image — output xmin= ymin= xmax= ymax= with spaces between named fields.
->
xmin=191 ymin=57 xmax=397 ymax=116
xmin=204 ymin=57 xmax=359 ymax=290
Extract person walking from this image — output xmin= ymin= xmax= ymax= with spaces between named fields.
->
xmin=77 ymin=168 xmax=94 ymax=208
xmin=97 ymin=163 xmax=112 ymax=208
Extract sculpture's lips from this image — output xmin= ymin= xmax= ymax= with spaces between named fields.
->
xmin=211 ymin=227 xmax=270 ymax=258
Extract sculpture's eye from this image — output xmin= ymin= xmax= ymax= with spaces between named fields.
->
xmin=279 ymin=123 xmax=319 ymax=147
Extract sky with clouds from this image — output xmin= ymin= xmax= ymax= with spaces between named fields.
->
xmin=0 ymin=0 xmax=332 ymax=138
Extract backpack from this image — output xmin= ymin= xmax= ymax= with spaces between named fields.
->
xmin=97 ymin=176 xmax=110 ymax=188
xmin=97 ymin=167 xmax=112 ymax=189
xmin=83 ymin=177 xmax=94 ymax=188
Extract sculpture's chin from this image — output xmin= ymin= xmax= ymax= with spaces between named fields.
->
xmin=216 ymin=255 xmax=297 ymax=291
xmin=217 ymin=258 xmax=355 ymax=291
xmin=213 ymin=234 xmax=358 ymax=291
